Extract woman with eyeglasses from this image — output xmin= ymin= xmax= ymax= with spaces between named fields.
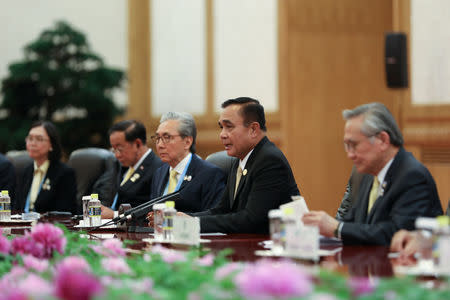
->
xmin=14 ymin=121 xmax=77 ymax=214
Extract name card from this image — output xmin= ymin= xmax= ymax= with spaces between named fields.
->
xmin=280 ymin=196 xmax=309 ymax=225
xmin=285 ymin=224 xmax=319 ymax=261
xmin=438 ymin=236 xmax=450 ymax=275
xmin=173 ymin=216 xmax=200 ymax=245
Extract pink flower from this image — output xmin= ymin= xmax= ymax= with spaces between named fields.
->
xmin=348 ymin=277 xmax=378 ymax=296
xmin=151 ymin=245 xmax=186 ymax=263
xmin=101 ymin=257 xmax=132 ymax=275
xmin=11 ymin=223 xmax=66 ymax=259
xmin=0 ymin=234 xmax=11 ymax=254
xmin=56 ymin=256 xmax=91 ymax=274
xmin=17 ymin=274 xmax=53 ymax=297
xmin=54 ymin=268 xmax=103 ymax=300
xmin=22 ymin=255 xmax=49 ymax=272
xmin=11 ymin=236 xmax=36 ymax=256
xmin=215 ymin=262 xmax=242 ymax=280
xmin=0 ymin=269 xmax=52 ymax=300
xmin=28 ymin=223 xmax=66 ymax=258
xmin=91 ymin=238 xmax=126 ymax=257
xmin=196 ymin=253 xmax=215 ymax=266
xmin=234 ymin=259 xmax=313 ymax=299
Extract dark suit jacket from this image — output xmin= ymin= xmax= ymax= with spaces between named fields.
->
xmin=151 ymin=154 xmax=226 ymax=213
xmin=342 ymin=147 xmax=443 ymax=245
xmin=0 ymin=153 xmax=16 ymax=200
xmin=195 ymin=136 xmax=300 ymax=234
xmin=14 ymin=160 xmax=77 ymax=213
xmin=115 ymin=150 xmax=163 ymax=208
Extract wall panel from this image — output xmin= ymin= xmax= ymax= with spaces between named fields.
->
xmin=280 ymin=0 xmax=396 ymax=214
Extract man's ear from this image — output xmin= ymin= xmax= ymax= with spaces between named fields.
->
xmin=184 ymin=136 xmax=193 ymax=150
xmin=378 ymin=131 xmax=391 ymax=148
xmin=250 ymin=122 xmax=260 ymax=137
xmin=135 ymin=138 xmax=143 ymax=148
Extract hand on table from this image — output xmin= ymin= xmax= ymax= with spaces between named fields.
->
xmin=302 ymin=211 xmax=339 ymax=237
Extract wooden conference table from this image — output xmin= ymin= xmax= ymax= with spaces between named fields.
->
xmin=0 ymin=217 xmax=415 ymax=278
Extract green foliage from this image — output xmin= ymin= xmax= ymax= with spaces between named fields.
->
xmin=0 ymin=21 xmax=125 ymax=155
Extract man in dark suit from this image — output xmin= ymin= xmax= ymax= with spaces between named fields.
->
xmin=185 ymin=97 xmax=300 ymax=233
xmin=149 ymin=112 xmax=225 ymax=212
xmin=303 ymin=103 xmax=443 ymax=245
xmin=101 ymin=120 xmax=163 ymax=218
xmin=0 ymin=153 xmax=16 ymax=200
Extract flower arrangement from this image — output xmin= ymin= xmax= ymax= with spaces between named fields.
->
xmin=0 ymin=224 xmax=449 ymax=300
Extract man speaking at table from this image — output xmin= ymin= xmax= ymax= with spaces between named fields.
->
xmin=178 ymin=97 xmax=300 ymax=233
xmin=302 ymin=102 xmax=443 ymax=245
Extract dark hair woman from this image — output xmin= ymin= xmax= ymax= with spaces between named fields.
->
xmin=14 ymin=121 xmax=77 ymax=214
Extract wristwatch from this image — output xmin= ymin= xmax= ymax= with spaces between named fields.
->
xmin=334 ymin=222 xmax=341 ymax=238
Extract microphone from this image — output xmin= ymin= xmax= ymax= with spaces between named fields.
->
xmin=127 ymin=191 xmax=181 ymax=221
xmin=110 ymin=191 xmax=177 ymax=223
xmin=100 ymin=191 xmax=182 ymax=227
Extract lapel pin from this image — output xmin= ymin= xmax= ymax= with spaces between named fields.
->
xmin=184 ymin=175 xmax=192 ymax=181
xmin=243 ymin=169 xmax=247 ymax=176
xmin=43 ymin=178 xmax=51 ymax=190
xmin=140 ymin=166 xmax=144 ymax=170
xmin=380 ymin=181 xmax=387 ymax=196
xmin=130 ymin=173 xmax=140 ymax=182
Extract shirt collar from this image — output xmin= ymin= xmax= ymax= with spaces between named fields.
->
xmin=376 ymin=157 xmax=394 ymax=186
xmin=132 ymin=149 xmax=152 ymax=170
xmin=170 ymin=152 xmax=192 ymax=175
xmin=239 ymin=149 xmax=254 ymax=171
xmin=34 ymin=160 xmax=50 ymax=174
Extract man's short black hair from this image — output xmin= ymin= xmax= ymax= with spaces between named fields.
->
xmin=108 ymin=120 xmax=147 ymax=144
xmin=221 ymin=97 xmax=267 ymax=131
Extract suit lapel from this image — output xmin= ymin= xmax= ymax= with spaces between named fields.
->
xmin=34 ymin=161 xmax=56 ymax=210
xmin=229 ymin=160 xmax=239 ymax=207
xmin=179 ymin=154 xmax=197 ymax=190
xmin=366 ymin=148 xmax=404 ymax=222
xmin=230 ymin=137 xmax=269 ymax=208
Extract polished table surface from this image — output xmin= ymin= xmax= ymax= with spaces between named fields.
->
xmin=0 ymin=219 xmax=423 ymax=279
xmin=87 ymin=229 xmax=398 ymax=278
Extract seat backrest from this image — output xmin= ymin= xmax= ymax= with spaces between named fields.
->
xmin=67 ymin=147 xmax=120 ymax=212
xmin=205 ymin=150 xmax=237 ymax=179
xmin=6 ymin=150 xmax=33 ymax=182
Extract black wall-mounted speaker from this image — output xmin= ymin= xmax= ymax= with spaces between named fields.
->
xmin=385 ymin=32 xmax=408 ymax=88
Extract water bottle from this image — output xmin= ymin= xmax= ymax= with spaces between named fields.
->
xmin=0 ymin=190 xmax=11 ymax=221
xmin=153 ymin=203 xmax=166 ymax=241
xmin=88 ymin=193 xmax=101 ymax=227
xmin=268 ymin=209 xmax=283 ymax=254
xmin=163 ymin=201 xmax=177 ymax=241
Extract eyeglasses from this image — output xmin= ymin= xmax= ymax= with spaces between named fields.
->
xmin=111 ymin=142 xmax=134 ymax=154
xmin=25 ymin=135 xmax=49 ymax=143
xmin=150 ymin=134 xmax=182 ymax=144
xmin=343 ymin=134 xmax=378 ymax=153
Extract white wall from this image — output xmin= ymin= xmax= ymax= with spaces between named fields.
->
xmin=411 ymin=0 xmax=450 ymax=104
xmin=151 ymin=0 xmax=206 ymax=116
xmin=0 ymin=0 xmax=127 ymax=107
xmin=213 ymin=0 xmax=278 ymax=112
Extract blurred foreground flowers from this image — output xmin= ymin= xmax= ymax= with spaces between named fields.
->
xmin=0 ymin=224 xmax=448 ymax=300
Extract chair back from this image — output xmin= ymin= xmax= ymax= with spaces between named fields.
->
xmin=67 ymin=147 xmax=120 ymax=212
xmin=205 ymin=150 xmax=237 ymax=179
xmin=6 ymin=150 xmax=33 ymax=180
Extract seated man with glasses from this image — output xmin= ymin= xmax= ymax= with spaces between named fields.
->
xmin=148 ymin=112 xmax=225 ymax=214
xmin=302 ymin=102 xmax=443 ymax=245
xmin=101 ymin=120 xmax=163 ymax=218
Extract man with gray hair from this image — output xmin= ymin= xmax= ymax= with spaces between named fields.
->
xmin=303 ymin=102 xmax=442 ymax=245
xmin=149 ymin=112 xmax=226 ymax=212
